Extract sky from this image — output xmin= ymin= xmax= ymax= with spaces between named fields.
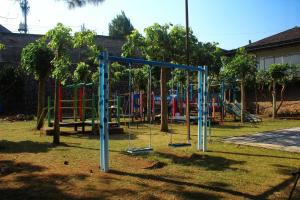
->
xmin=0 ymin=0 xmax=300 ymax=50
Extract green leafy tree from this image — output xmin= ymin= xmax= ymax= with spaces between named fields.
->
xmin=255 ymin=70 xmax=271 ymax=113
xmin=109 ymin=11 xmax=134 ymax=38
xmin=0 ymin=43 xmax=5 ymax=50
xmin=221 ymin=48 xmax=257 ymax=123
xmin=21 ymin=38 xmax=54 ymax=129
xmin=45 ymin=23 xmax=73 ymax=144
xmin=0 ymin=66 xmax=24 ymax=114
xmin=144 ymin=23 xmax=172 ymax=132
xmin=73 ymin=29 xmax=99 ymax=83
xmin=60 ymin=0 xmax=105 ymax=9
xmin=268 ymin=63 xmax=297 ymax=119
xmin=122 ymin=29 xmax=146 ymax=58
xmin=73 ymin=62 xmax=91 ymax=83
xmin=122 ymin=24 xmax=222 ymax=130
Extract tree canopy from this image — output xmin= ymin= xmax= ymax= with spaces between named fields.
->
xmin=109 ymin=11 xmax=134 ymax=38
xmin=46 ymin=23 xmax=73 ymax=83
xmin=221 ymin=47 xmax=257 ymax=82
xmin=0 ymin=43 xmax=5 ymax=51
xmin=21 ymin=39 xmax=54 ymax=80
xmin=221 ymin=47 xmax=257 ymax=123
xmin=61 ymin=0 xmax=105 ymax=9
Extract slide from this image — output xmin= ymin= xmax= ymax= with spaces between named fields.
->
xmin=225 ymin=102 xmax=262 ymax=123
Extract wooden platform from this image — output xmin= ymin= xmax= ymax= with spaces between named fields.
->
xmin=49 ymin=121 xmax=124 ymax=134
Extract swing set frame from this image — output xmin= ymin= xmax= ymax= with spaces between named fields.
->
xmin=98 ymin=51 xmax=209 ymax=172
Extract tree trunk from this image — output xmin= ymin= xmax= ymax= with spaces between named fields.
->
xmin=254 ymin=83 xmax=259 ymax=115
xmin=275 ymin=84 xmax=286 ymax=115
xmin=240 ymin=79 xmax=245 ymax=123
xmin=36 ymin=78 xmax=46 ymax=130
xmin=179 ymin=82 xmax=183 ymax=114
xmin=160 ymin=68 xmax=168 ymax=132
xmin=272 ymin=81 xmax=276 ymax=119
xmin=147 ymin=71 xmax=151 ymax=123
xmin=53 ymin=80 xmax=60 ymax=144
xmin=186 ymin=72 xmax=190 ymax=140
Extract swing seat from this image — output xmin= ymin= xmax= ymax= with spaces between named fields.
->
xmin=126 ymin=147 xmax=153 ymax=154
xmin=168 ymin=143 xmax=191 ymax=148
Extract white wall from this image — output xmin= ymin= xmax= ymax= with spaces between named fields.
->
xmin=257 ymin=53 xmax=300 ymax=77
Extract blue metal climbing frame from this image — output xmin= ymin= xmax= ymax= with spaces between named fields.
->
xmin=99 ymin=52 xmax=209 ymax=172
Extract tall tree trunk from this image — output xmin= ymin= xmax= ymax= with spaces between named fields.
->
xmin=147 ymin=71 xmax=151 ymax=123
xmin=240 ymin=79 xmax=245 ymax=123
xmin=186 ymin=72 xmax=190 ymax=140
xmin=275 ymin=84 xmax=286 ymax=115
xmin=179 ymin=82 xmax=183 ymax=114
xmin=37 ymin=78 xmax=46 ymax=129
xmin=254 ymin=83 xmax=259 ymax=115
xmin=160 ymin=68 xmax=168 ymax=132
xmin=272 ymin=81 xmax=276 ymax=119
xmin=53 ymin=80 xmax=60 ymax=144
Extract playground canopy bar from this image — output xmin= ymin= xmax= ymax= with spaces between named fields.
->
xmin=99 ymin=51 xmax=208 ymax=172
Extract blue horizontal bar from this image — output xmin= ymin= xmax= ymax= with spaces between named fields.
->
xmin=108 ymin=56 xmax=204 ymax=72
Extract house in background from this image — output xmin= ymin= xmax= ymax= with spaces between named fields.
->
xmin=228 ymin=26 xmax=300 ymax=77
xmin=227 ymin=27 xmax=300 ymax=116
xmin=0 ymin=24 xmax=12 ymax=33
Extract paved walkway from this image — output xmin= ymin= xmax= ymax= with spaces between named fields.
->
xmin=224 ymin=127 xmax=300 ymax=153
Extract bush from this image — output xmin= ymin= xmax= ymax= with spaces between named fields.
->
xmin=0 ymin=65 xmax=25 ymax=114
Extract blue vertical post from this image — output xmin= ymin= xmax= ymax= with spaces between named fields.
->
xmin=176 ymin=85 xmax=179 ymax=106
xmin=99 ymin=51 xmax=109 ymax=172
xmin=197 ymin=66 xmax=203 ymax=150
xmin=202 ymin=66 xmax=208 ymax=152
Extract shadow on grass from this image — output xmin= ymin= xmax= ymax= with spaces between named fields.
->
xmin=110 ymin=169 xmax=254 ymax=199
xmin=0 ymin=160 xmax=136 ymax=200
xmin=0 ymin=160 xmax=46 ymax=177
xmin=64 ymin=132 xmax=137 ymax=141
xmin=155 ymin=152 xmax=246 ymax=171
xmin=272 ymin=164 xmax=298 ymax=176
xmin=0 ymin=140 xmax=53 ymax=153
xmin=0 ymin=172 xmax=89 ymax=200
xmin=211 ymin=151 xmax=300 ymax=161
xmin=213 ymin=124 xmax=245 ymax=129
xmin=255 ymin=176 xmax=295 ymax=199
xmin=57 ymin=142 xmax=99 ymax=151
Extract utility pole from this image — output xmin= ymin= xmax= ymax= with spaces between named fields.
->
xmin=185 ymin=0 xmax=191 ymax=141
xmin=18 ymin=0 xmax=29 ymax=34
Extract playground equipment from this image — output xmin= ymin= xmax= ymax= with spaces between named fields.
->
xmin=47 ymin=82 xmax=124 ymax=134
xmin=168 ymin=83 xmax=199 ymax=123
xmin=98 ymin=51 xmax=209 ymax=172
xmin=47 ymin=82 xmax=97 ymax=133
xmin=125 ymin=64 xmax=153 ymax=154
xmin=225 ymin=102 xmax=262 ymax=123
xmin=221 ymin=81 xmax=261 ymax=123
xmin=167 ymin=70 xmax=203 ymax=148
xmin=209 ymin=82 xmax=225 ymax=124
xmin=108 ymin=95 xmax=124 ymax=134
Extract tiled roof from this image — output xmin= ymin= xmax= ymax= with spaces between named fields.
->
xmin=0 ymin=24 xmax=11 ymax=33
xmin=245 ymin=26 xmax=300 ymax=51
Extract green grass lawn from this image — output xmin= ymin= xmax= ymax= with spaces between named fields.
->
xmin=0 ymin=118 xmax=300 ymax=200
